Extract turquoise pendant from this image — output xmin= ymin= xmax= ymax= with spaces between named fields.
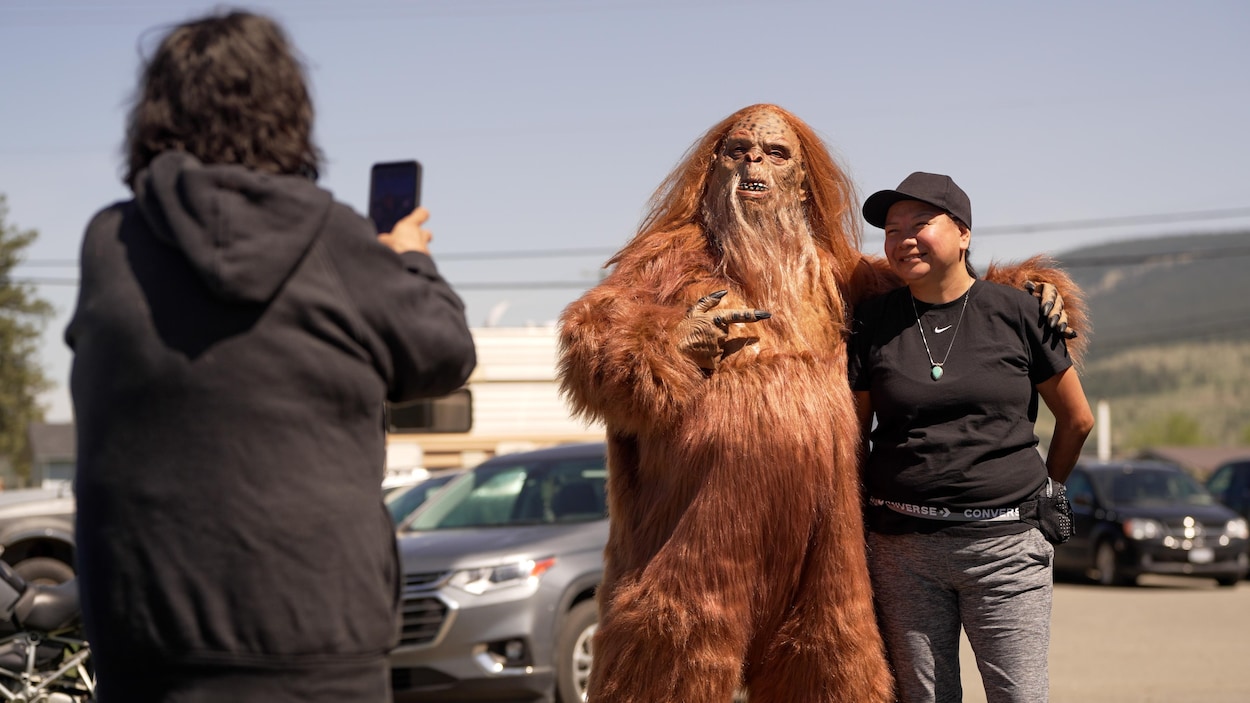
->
xmin=930 ymin=365 xmax=943 ymax=381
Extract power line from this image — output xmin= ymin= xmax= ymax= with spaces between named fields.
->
xmin=12 ymin=248 xmax=619 ymax=267
xmin=0 ymin=0 xmax=770 ymax=28
xmin=15 ymin=208 xmax=1250 ymax=268
xmin=1087 ymin=313 xmax=1250 ymax=354
xmin=864 ymin=207 xmax=1250 ymax=238
xmin=10 ymin=241 xmax=1250 ymax=289
xmin=1060 ymin=245 xmax=1250 ymax=269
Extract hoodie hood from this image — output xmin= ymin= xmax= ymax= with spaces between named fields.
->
xmin=133 ymin=151 xmax=334 ymax=303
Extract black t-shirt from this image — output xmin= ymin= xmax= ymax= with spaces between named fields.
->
xmin=848 ymin=280 xmax=1072 ymax=535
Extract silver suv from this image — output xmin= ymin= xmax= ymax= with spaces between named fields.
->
xmin=390 ymin=442 xmax=606 ymax=703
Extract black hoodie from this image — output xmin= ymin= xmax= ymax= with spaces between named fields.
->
xmin=66 ymin=152 xmax=476 ymax=694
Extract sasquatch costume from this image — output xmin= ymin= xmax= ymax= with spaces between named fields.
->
xmin=557 ymin=104 xmax=1085 ymax=703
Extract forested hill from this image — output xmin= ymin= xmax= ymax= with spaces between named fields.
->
xmin=1055 ymin=229 xmax=1250 ymax=358
xmin=1046 ymin=229 xmax=1250 ymax=449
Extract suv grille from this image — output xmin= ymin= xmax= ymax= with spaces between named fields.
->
xmin=398 ymin=570 xmax=451 ymax=646
xmin=405 ymin=570 xmax=448 ymax=589
xmin=399 ymin=595 xmax=449 ymax=646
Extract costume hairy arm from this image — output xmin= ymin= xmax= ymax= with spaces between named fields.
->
xmin=853 ymin=390 xmax=874 ymax=451
xmin=558 ymin=232 xmax=756 ymax=435
xmin=1037 ymin=367 xmax=1095 ymax=483
xmin=558 ymin=281 xmax=713 ymax=436
xmin=984 ymin=255 xmax=1089 ymax=364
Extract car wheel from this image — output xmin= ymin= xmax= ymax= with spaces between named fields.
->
xmin=1215 ymin=574 xmax=1241 ymax=588
xmin=1095 ymin=542 xmax=1131 ymax=586
xmin=555 ymin=599 xmax=597 ymax=703
xmin=12 ymin=557 xmax=74 ymax=586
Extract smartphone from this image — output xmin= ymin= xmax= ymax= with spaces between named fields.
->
xmin=368 ymin=160 xmax=422 ymax=234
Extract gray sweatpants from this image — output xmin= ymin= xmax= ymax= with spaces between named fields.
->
xmin=867 ymin=529 xmax=1054 ymax=703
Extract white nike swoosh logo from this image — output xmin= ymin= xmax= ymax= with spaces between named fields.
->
xmin=934 ymin=325 xmax=953 ymax=333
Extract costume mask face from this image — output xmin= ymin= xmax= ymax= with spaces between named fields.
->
xmin=710 ymin=109 xmax=806 ymax=208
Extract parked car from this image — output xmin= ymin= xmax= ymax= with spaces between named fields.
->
xmin=386 ymin=469 xmax=466 ymax=527
xmin=389 ymin=442 xmax=607 ymax=703
xmin=0 ymin=483 xmax=77 ymax=585
xmin=1054 ymin=460 xmax=1250 ymax=587
xmin=1206 ymin=457 xmax=1250 ymax=522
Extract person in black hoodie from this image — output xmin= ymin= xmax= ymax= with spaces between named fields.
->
xmin=65 ymin=10 xmax=476 ymax=702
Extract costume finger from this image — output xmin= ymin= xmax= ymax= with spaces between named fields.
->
xmin=713 ymin=309 xmax=773 ymax=326
xmin=1039 ymin=283 xmax=1060 ymax=317
xmin=1026 ymin=281 xmax=1058 ymax=313
xmin=691 ymin=290 xmax=729 ymax=314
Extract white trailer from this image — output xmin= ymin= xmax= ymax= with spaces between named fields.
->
xmin=385 ymin=325 xmax=604 ymax=471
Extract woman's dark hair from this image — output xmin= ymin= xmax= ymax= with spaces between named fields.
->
xmin=949 ymin=214 xmax=980 ymax=278
xmin=124 ymin=10 xmax=322 ymax=187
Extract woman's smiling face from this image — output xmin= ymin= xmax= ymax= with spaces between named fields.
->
xmin=882 ymin=199 xmax=969 ymax=283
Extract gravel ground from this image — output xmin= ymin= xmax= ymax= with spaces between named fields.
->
xmin=959 ymin=575 xmax=1250 ymax=703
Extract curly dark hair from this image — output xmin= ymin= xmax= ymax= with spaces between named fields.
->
xmin=123 ymin=9 xmax=322 ymax=187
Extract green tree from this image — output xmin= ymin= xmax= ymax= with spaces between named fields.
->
xmin=1131 ymin=411 xmax=1206 ymax=448
xmin=0 ymin=195 xmax=53 ymax=484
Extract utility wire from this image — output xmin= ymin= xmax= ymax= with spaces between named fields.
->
xmin=15 ymin=211 xmax=1250 ymax=268
xmin=1 ymin=0 xmax=783 ymax=28
xmin=862 ymin=207 xmax=1250 ymax=238
xmin=1087 ymin=313 xmax=1250 ymax=353
xmin=1059 ymin=245 xmax=1250 ymax=268
xmin=10 ymin=243 xmax=1250 ymax=290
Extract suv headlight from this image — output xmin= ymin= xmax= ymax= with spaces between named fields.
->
xmin=1123 ymin=518 xmax=1164 ymax=540
xmin=448 ymin=557 xmax=557 ymax=595
xmin=1226 ymin=518 xmax=1250 ymax=540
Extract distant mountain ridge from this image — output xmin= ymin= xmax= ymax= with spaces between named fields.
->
xmin=1046 ymin=229 xmax=1250 ymax=449
xmin=1056 ymin=229 xmax=1250 ymax=358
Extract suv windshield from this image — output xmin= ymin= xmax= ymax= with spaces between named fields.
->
xmin=407 ymin=453 xmax=607 ymax=530
xmin=1094 ymin=468 xmax=1217 ymax=507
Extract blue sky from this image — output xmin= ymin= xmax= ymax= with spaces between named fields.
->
xmin=2 ymin=0 xmax=1248 ymax=422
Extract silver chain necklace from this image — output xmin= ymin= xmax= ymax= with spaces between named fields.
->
xmin=910 ymin=287 xmax=971 ymax=381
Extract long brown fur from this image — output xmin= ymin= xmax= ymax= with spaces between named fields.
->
xmin=558 ymin=104 xmax=1085 ymax=703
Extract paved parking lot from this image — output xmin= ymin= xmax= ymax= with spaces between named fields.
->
xmin=959 ymin=575 xmax=1250 ymax=703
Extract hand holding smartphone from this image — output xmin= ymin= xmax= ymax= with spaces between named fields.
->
xmin=368 ymin=160 xmax=422 ymax=234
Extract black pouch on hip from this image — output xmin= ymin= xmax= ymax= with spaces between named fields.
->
xmin=1020 ymin=478 xmax=1073 ymax=545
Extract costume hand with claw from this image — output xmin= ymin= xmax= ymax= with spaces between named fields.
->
xmin=1027 ymin=281 xmax=1076 ymax=338
xmin=678 ymin=290 xmax=772 ymax=370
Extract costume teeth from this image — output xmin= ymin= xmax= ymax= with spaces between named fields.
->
xmin=739 ymin=181 xmax=767 ymax=191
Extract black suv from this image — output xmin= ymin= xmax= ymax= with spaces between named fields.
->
xmin=1206 ymin=457 xmax=1250 ymax=523
xmin=1055 ymin=460 xmax=1249 ymax=586
xmin=389 ymin=442 xmax=606 ymax=703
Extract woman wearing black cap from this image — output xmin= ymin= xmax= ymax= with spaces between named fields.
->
xmin=849 ymin=172 xmax=1094 ymax=702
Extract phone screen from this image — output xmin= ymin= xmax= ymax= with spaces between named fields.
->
xmin=369 ymin=160 xmax=422 ymax=234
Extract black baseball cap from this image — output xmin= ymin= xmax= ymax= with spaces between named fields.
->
xmin=862 ymin=172 xmax=972 ymax=229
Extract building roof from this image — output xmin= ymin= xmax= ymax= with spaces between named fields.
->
xmin=1135 ymin=446 xmax=1250 ymax=478
xmin=27 ymin=422 xmax=76 ymax=462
